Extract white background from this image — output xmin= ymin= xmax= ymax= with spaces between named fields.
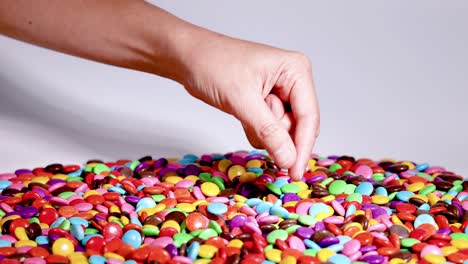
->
xmin=1 ymin=1 xmax=467 ymax=175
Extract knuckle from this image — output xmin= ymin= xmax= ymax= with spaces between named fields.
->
xmin=258 ymin=122 xmax=284 ymax=147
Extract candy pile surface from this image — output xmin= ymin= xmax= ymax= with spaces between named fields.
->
xmin=0 ymin=151 xmax=467 ymax=264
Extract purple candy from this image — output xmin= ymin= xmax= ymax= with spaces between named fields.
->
xmin=360 ymin=245 xmax=377 ymax=253
xmin=185 ymin=164 xmax=202 ymax=176
xmin=318 ymin=236 xmax=339 ymax=247
xmin=47 ymin=179 xmax=66 ymax=185
xmin=125 ymin=196 xmax=140 ymax=204
xmin=282 ymin=193 xmax=301 ymax=203
xmin=314 ymin=222 xmax=325 ymax=231
xmin=165 ymin=244 xmax=178 ymax=257
xmin=306 ymin=175 xmax=325 ymax=184
xmin=245 ymin=154 xmax=263 ymax=161
xmin=295 ymin=227 xmax=314 ymax=239
xmin=229 ymin=156 xmax=246 ymax=166
xmin=437 ymin=228 xmax=451 ymax=235
xmin=158 ymin=167 xmax=176 ymax=176
xmin=153 ymin=158 xmax=168 ymax=169
xmin=19 ymin=206 xmax=38 ymax=218
xmin=229 ymin=215 xmax=247 ymax=229
xmin=361 ymin=255 xmax=385 ymax=264
xmin=135 ymin=162 xmax=150 ymax=173
xmin=15 ymin=169 xmax=32 ymax=175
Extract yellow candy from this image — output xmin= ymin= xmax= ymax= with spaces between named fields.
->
xmin=218 ymin=159 xmax=232 ymax=173
xmin=14 ymin=227 xmax=29 ymax=241
xmin=83 ymin=190 xmax=100 ymax=198
xmin=31 ymin=176 xmax=49 ymax=184
xmin=441 ymin=246 xmax=458 ymax=256
xmin=451 ymin=239 xmax=468 ymax=249
xmin=193 ymin=200 xmax=208 ymax=207
xmin=0 ymin=215 xmax=20 ymax=228
xmin=69 ymin=252 xmax=88 ymax=264
xmin=52 ymin=238 xmax=74 ymax=256
xmin=412 ymin=194 xmax=428 ymax=203
xmin=344 ymin=222 xmax=363 ymax=231
xmin=280 ymin=256 xmax=297 ymax=264
xmin=407 ymin=182 xmax=425 ymax=192
xmin=177 ymin=203 xmax=196 ymax=212
xmin=240 ymin=172 xmax=257 ymax=182
xmin=194 ymin=260 xmax=210 ymax=264
xmin=15 ymin=240 xmax=37 ymax=248
xmin=389 ymin=258 xmax=405 ymax=264
xmin=265 ymin=248 xmax=282 ymax=262
xmin=233 ymin=195 xmax=247 ymax=203
xmin=423 ymin=254 xmax=445 ymax=264
xmin=354 ymin=210 xmax=365 ymax=216
xmin=401 ymin=161 xmax=415 ymax=169
xmin=227 ymin=239 xmax=243 ymax=248
xmin=104 ymin=252 xmax=125 ymax=261
xmin=227 ymin=165 xmax=246 ymax=181
xmin=246 ymin=159 xmax=262 ymax=168
xmin=297 ymin=190 xmax=312 ymax=199
xmin=51 ymin=174 xmax=68 ymax=180
xmin=138 ymin=204 xmax=166 ymax=216
xmin=372 ymin=195 xmax=389 ymax=205
xmin=427 ymin=193 xmax=440 ymax=206
xmin=161 ymin=220 xmax=181 ymax=232
xmin=120 ymin=216 xmax=130 ymax=225
xmin=198 ymin=244 xmax=218 ymax=258
xmin=165 ymin=176 xmax=184 ymax=184
xmin=317 ymin=248 xmax=335 ymax=262
xmin=308 ymin=159 xmax=316 ymax=171
xmin=391 ymin=215 xmax=404 ymax=225
xmin=109 ymin=205 xmax=120 ymax=213
xmin=200 ymin=182 xmax=220 ymax=197
xmin=322 ymin=195 xmax=335 ymax=202
xmin=441 ymin=194 xmax=455 ymax=201
xmin=185 ymin=175 xmax=199 ymax=183
xmin=368 ymin=219 xmax=378 ymax=226
xmin=283 ymin=201 xmax=298 ymax=207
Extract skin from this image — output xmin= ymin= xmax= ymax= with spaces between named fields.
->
xmin=0 ymin=0 xmax=320 ymax=180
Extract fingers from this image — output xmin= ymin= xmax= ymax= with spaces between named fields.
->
xmin=289 ymin=77 xmax=320 ymax=181
xmin=238 ymin=95 xmax=296 ymax=169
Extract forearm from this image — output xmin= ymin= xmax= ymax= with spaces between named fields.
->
xmin=0 ymin=0 xmax=204 ymax=83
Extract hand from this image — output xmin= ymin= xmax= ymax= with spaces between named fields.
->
xmin=179 ymin=33 xmax=320 ymax=180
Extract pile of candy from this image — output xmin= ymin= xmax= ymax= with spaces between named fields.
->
xmin=0 ymin=151 xmax=467 ymax=264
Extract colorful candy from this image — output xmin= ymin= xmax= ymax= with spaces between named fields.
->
xmin=0 ymin=151 xmax=467 ymax=264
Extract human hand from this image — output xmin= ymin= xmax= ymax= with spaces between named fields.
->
xmin=178 ymin=32 xmax=320 ymax=181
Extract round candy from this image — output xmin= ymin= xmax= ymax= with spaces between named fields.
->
xmin=52 ymin=238 xmax=75 ymax=256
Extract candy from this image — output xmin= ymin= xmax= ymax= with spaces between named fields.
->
xmin=0 ymin=151 xmax=466 ymax=263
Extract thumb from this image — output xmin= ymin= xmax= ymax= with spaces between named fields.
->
xmin=237 ymin=96 xmax=296 ymax=169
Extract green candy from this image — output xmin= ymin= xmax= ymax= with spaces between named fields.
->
xmin=59 ymin=220 xmax=71 ymax=231
xmin=266 ymin=182 xmax=282 ymax=195
xmin=321 ymin=178 xmax=333 ymax=186
xmin=198 ymin=172 xmax=212 ymax=182
xmin=346 ymin=193 xmax=362 ymax=203
xmin=129 ymin=160 xmax=140 ymax=171
xmin=93 ymin=163 xmax=110 ymax=174
xmin=298 ymin=215 xmax=314 ymax=226
xmin=281 ymin=183 xmax=300 ymax=194
xmin=267 ymin=229 xmax=288 ymax=244
xmin=151 ymin=194 xmax=166 ymax=202
xmin=66 ymin=177 xmax=83 ymax=182
xmin=264 ymin=245 xmax=274 ymax=252
xmin=85 ymin=228 xmax=99 ymax=235
xmin=209 ymin=220 xmax=222 ymax=234
xmin=58 ymin=191 xmax=76 ymax=199
xmin=211 ymin=177 xmax=226 ymax=191
xmin=450 ymin=233 xmax=468 ymax=240
xmin=449 ymin=185 xmax=463 ymax=193
xmin=416 ymin=172 xmax=432 ymax=180
xmin=173 ymin=233 xmax=193 ymax=247
xmin=111 ymin=219 xmax=124 ymax=228
xmin=453 ymin=180 xmax=462 ymax=186
xmin=198 ymin=228 xmax=217 ymax=240
xmin=344 ymin=184 xmax=356 ymax=194
xmin=303 ymin=249 xmax=318 ymax=256
xmin=419 ymin=184 xmax=436 ymax=195
xmin=372 ymin=173 xmax=385 ymax=182
xmin=285 ymin=225 xmax=300 ymax=234
xmin=388 ymin=192 xmax=397 ymax=201
xmin=0 ymin=209 xmax=5 ymax=217
xmin=142 ymin=225 xmax=159 ymax=236
xmin=328 ymin=163 xmax=342 ymax=172
xmin=328 ymin=180 xmax=346 ymax=195
xmin=288 ymin=213 xmax=299 ymax=220
xmin=190 ymin=229 xmax=204 ymax=237
xmin=29 ymin=217 xmax=40 ymax=225
xmin=401 ymin=238 xmax=420 ymax=247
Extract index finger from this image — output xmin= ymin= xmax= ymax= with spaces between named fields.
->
xmin=289 ymin=72 xmax=320 ymax=181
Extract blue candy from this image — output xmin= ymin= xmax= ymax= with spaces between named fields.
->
xmin=122 ymin=229 xmax=142 ymax=248
xmin=355 ymin=182 xmax=373 ymax=196
xmin=328 ymin=253 xmax=351 ymax=264
xmin=207 ymin=203 xmax=228 ymax=215
xmin=414 ymin=214 xmax=436 ymax=228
